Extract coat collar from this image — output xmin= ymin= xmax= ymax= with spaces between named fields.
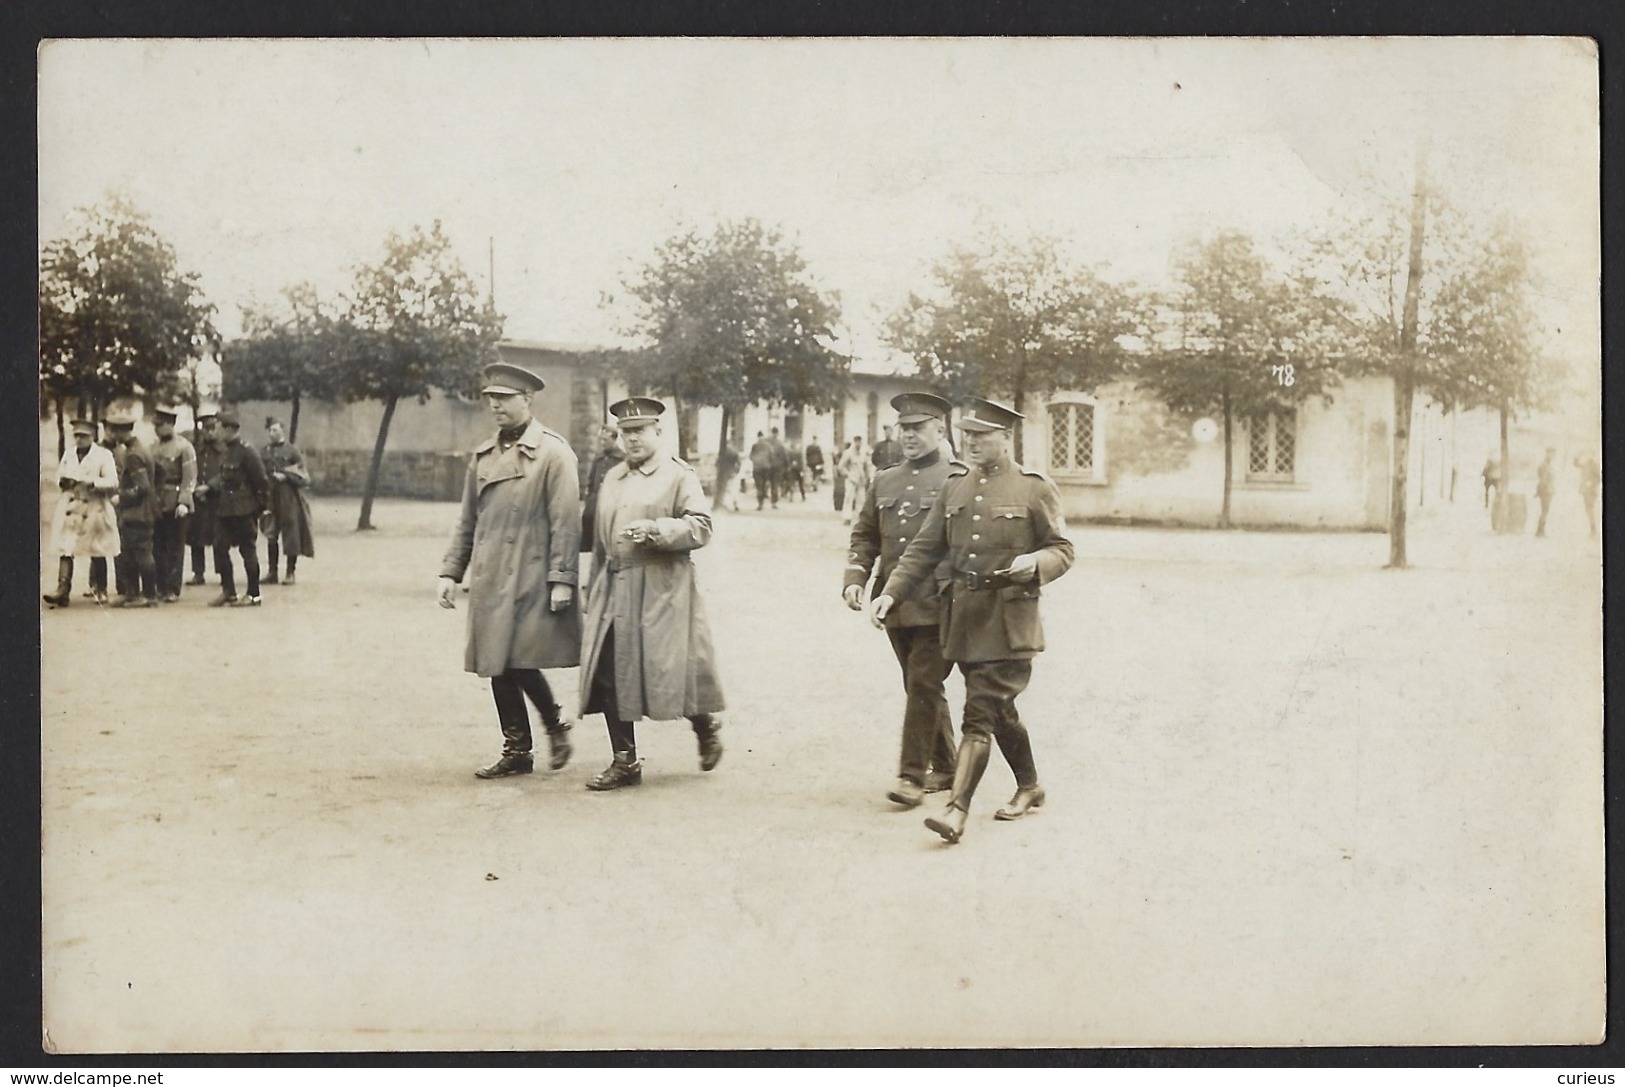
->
xmin=473 ymin=417 xmax=546 ymax=456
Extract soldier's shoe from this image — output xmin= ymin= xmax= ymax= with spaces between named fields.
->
xmin=994 ymin=785 xmax=1046 ymax=821
xmin=692 ymin=717 xmax=723 ymax=771
xmin=544 ymin=721 xmax=573 ymax=771
xmin=924 ymin=804 xmax=970 ymax=844
xmin=159 ymin=593 xmax=180 ymax=604
xmin=475 ymin=752 xmax=534 ymax=779
xmin=207 ymin=593 xmax=238 ymax=607
xmin=263 ymin=572 xmax=279 ymax=585
xmin=283 ymin=570 xmax=296 ymax=586
xmin=887 ymin=778 xmax=925 ymax=808
xmin=187 ymin=574 xmax=206 ymax=586
xmin=923 ymin=770 xmax=953 ymax=793
xmin=585 ymin=754 xmax=642 ymax=791
xmin=42 ymin=591 xmax=69 ymax=609
xmin=230 ymin=595 xmax=263 ymax=608
xmin=111 ymin=595 xmax=144 ymax=608
xmin=91 ymin=590 xmax=108 ymax=605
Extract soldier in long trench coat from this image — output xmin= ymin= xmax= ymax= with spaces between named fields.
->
xmin=579 ymin=397 xmax=725 ymax=791
xmin=43 ymin=417 xmax=121 ymax=608
xmin=439 ymin=361 xmax=582 ymax=779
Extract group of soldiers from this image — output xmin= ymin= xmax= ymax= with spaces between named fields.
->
xmin=44 ymin=405 xmax=314 ymax=610
xmin=444 ymin=360 xmax=1073 ymax=845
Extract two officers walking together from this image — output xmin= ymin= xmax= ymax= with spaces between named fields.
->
xmin=439 ymin=362 xmax=724 ymax=789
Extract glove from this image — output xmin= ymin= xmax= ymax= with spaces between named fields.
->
xmin=437 ymin=576 xmax=458 ymax=609
xmin=176 ymin=504 xmax=191 ymax=518
xmin=59 ymin=478 xmax=75 ymax=491
xmin=548 ymin=584 xmax=573 ymax=612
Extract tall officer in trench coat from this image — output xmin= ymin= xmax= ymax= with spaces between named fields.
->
xmin=43 ymin=417 xmax=121 ymax=608
xmin=439 ymin=362 xmax=583 ymax=779
xmin=844 ymin=392 xmax=960 ymax=807
xmin=579 ymin=397 xmax=725 ymax=791
xmin=873 ymin=397 xmax=1075 ymax=844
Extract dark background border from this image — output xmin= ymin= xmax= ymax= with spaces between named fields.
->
xmin=2 ymin=0 xmax=1619 ymax=1070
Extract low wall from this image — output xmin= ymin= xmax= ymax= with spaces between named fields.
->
xmin=305 ymin=449 xmax=470 ymax=502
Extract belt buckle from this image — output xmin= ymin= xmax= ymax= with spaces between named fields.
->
xmin=962 ymin=570 xmax=985 ymax=591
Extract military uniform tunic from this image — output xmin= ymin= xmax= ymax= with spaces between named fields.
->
xmin=882 ymin=456 xmax=1074 ymax=663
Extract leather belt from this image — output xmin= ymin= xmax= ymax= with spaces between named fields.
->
xmin=951 ymin=569 xmax=1011 ymax=592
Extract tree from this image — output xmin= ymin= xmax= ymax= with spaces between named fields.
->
xmin=39 ymin=196 xmax=217 ymax=450
xmin=339 ymin=222 xmax=505 ymax=530
xmin=1428 ymin=218 xmax=1559 ymax=527
xmin=220 ymin=283 xmax=342 ymax=441
xmin=612 ymin=219 xmax=848 ymax=459
xmin=885 ymin=232 xmax=1136 ymax=459
xmin=1135 ymin=230 xmax=1342 ymax=527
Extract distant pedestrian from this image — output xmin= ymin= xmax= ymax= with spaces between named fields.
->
xmin=787 ymin=443 xmax=807 ymax=501
xmin=872 ymin=397 xmax=1076 ymax=845
xmin=1575 ymin=453 xmax=1600 ymax=538
xmin=187 ymin=406 xmax=223 ymax=585
xmin=1481 ymin=456 xmax=1500 ymax=510
xmin=207 ymin=410 xmax=271 ymax=608
xmin=1535 ymin=447 xmax=1557 ymax=538
xmin=871 ymin=425 xmax=901 ymax=470
xmin=580 ymin=397 xmax=725 ymax=791
xmin=838 ymin=435 xmax=874 ymax=525
xmin=714 ymin=441 xmax=741 ymax=512
xmin=439 ymin=362 xmax=581 ymax=780
xmin=104 ymin=408 xmax=160 ymax=609
xmin=43 ymin=417 xmax=120 ymax=609
xmin=581 ymin=425 xmax=625 ymax=550
xmin=149 ymin=406 xmax=197 ymax=602
xmin=805 ymin=438 xmax=825 ymax=489
xmin=261 ymin=420 xmax=315 ymax=585
xmin=769 ymin=427 xmax=792 ymax=501
xmin=749 ymin=430 xmax=778 ymax=510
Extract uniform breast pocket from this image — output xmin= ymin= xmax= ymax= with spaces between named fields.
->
xmin=991 ymin=504 xmax=1031 ymax=547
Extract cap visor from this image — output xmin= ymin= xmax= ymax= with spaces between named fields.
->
xmin=482 ymin=384 xmax=525 ymax=396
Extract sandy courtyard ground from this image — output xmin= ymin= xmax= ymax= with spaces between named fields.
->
xmin=38 ymin=487 xmax=1604 ymax=1052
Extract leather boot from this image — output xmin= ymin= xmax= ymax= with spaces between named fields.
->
xmin=924 ymin=736 xmax=990 ymax=844
xmin=475 ymin=752 xmax=534 ymax=779
xmin=691 ymin=714 xmax=723 ymax=771
xmin=43 ymin=557 xmax=73 ymax=608
xmin=586 ymin=749 xmax=642 ymax=791
xmin=264 ymin=545 xmax=279 ymax=584
xmin=995 ymin=785 xmax=1047 ymax=821
xmin=544 ymin=718 xmax=573 ymax=771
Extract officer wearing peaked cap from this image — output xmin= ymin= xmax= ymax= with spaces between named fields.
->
xmin=149 ymin=405 xmax=197 ymax=601
xmin=187 ymin=404 xmax=224 ymax=585
xmin=578 ymin=395 xmax=726 ymax=790
xmin=207 ymin=409 xmax=272 ymax=606
xmin=873 ymin=395 xmax=1075 ymax=843
xmin=844 ymin=392 xmax=961 ymax=807
xmin=440 ymin=360 xmax=582 ymax=779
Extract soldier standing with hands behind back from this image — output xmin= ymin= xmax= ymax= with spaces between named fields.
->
xmin=844 ymin=392 xmax=960 ymax=808
xmin=439 ymin=362 xmax=581 ymax=779
xmin=872 ymin=397 xmax=1074 ymax=845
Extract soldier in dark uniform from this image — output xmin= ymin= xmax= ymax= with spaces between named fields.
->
xmin=207 ymin=410 xmax=271 ymax=608
xmin=104 ymin=408 xmax=161 ymax=608
xmin=873 ymin=397 xmax=1075 ymax=844
xmin=149 ymin=406 xmax=197 ymax=602
xmin=187 ymin=406 xmax=223 ymax=585
xmin=844 ymin=392 xmax=960 ymax=807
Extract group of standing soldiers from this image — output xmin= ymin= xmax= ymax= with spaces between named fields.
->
xmin=44 ymin=405 xmax=314 ymax=610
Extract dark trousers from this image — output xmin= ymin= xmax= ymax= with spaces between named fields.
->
xmin=114 ymin=522 xmax=158 ymax=600
xmin=490 ymin=669 xmax=561 ymax=755
xmin=959 ymin=658 xmax=1038 ymax=788
xmin=589 ymin=625 xmax=713 ymax=758
xmin=754 ymin=470 xmax=779 ymax=508
xmin=886 ymin=624 xmax=957 ymax=784
xmin=214 ymin=514 xmax=261 ymax=597
xmin=153 ymin=513 xmax=186 ymax=597
xmin=267 ymin=538 xmax=298 ymax=576
xmin=87 ymin=556 xmax=108 ymax=594
xmin=188 ymin=499 xmax=217 ymax=577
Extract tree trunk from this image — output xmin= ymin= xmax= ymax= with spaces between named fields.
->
xmin=1388 ymin=140 xmax=1429 ymax=569
xmin=671 ymin=388 xmax=687 ymax=459
xmin=1417 ymin=407 xmax=1426 ymax=508
xmin=289 ymin=388 xmax=302 ymax=444
xmin=1220 ymin=386 xmax=1233 ymax=528
xmin=1012 ymin=381 xmax=1027 ymax=463
xmin=55 ymin=396 xmax=66 ymax=461
xmin=357 ymin=393 xmax=398 ymax=531
xmin=1496 ymin=400 xmax=1511 ymax=533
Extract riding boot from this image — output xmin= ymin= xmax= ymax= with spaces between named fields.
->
xmin=264 ymin=543 xmax=280 ymax=584
xmin=924 ymin=736 xmax=991 ymax=844
xmin=690 ymin=713 xmax=724 ymax=771
xmin=43 ymin=557 xmax=73 ymax=608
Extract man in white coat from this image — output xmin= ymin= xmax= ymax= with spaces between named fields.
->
xmin=439 ymin=361 xmax=582 ymax=779
xmin=579 ymin=397 xmax=726 ymax=790
xmin=43 ymin=417 xmax=121 ymax=608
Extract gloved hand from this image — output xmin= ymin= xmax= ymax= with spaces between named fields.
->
xmin=176 ymin=504 xmax=190 ymax=518
xmin=548 ymin=584 xmax=573 ymax=612
xmin=437 ymin=576 xmax=458 ymax=609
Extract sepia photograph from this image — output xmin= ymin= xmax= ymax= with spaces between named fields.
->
xmin=34 ymin=36 xmax=1603 ymax=1052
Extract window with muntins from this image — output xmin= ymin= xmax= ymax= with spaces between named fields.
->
xmin=1048 ymin=401 xmax=1095 ymax=473
xmin=1246 ymin=411 xmax=1296 ymax=480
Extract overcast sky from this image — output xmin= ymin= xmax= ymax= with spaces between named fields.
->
xmin=39 ymin=37 xmax=1598 ymax=378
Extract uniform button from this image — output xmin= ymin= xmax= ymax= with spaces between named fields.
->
xmin=972 ymin=534 xmax=980 ymax=540
xmin=968 ymin=553 xmax=977 ymax=559
xmin=899 ymin=537 xmax=907 ymax=543
xmin=906 ymin=485 xmax=914 ymax=490
xmin=974 ymin=495 xmax=983 ymax=502
xmin=972 ymin=515 xmax=981 ymax=522
xmin=980 ymin=478 xmax=988 ymax=484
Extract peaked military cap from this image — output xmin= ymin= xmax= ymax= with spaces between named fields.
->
xmin=955 ymin=397 xmax=1024 ymax=433
xmin=103 ymin=406 xmax=137 ymax=427
xmin=154 ymin=405 xmax=181 ymax=420
xmin=481 ymin=361 xmax=546 ymax=396
xmin=195 ymin=403 xmax=220 ymax=420
xmin=609 ymin=397 xmax=666 ymax=428
xmin=217 ymin=409 xmax=242 ymax=428
xmin=70 ymin=417 xmax=97 ymax=435
xmin=891 ymin=392 xmax=952 ymax=424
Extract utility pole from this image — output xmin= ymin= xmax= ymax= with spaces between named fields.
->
xmin=1388 ymin=138 xmax=1429 ymax=569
